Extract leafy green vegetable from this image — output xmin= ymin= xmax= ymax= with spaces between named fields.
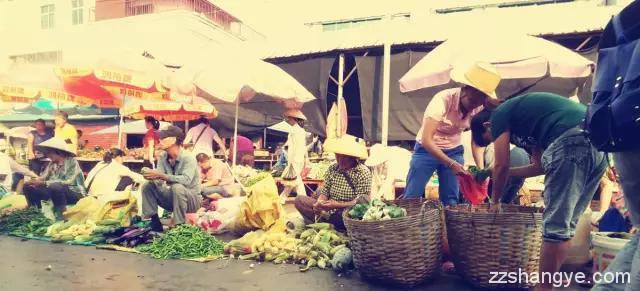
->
xmin=0 ymin=207 xmax=52 ymax=235
xmin=349 ymin=199 xmax=407 ymax=221
xmin=136 ymin=225 xmax=225 ymax=259
xmin=348 ymin=203 xmax=370 ymax=220
xmin=468 ymin=166 xmax=491 ymax=183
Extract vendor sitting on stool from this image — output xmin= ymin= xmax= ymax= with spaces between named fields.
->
xmin=196 ymin=153 xmax=235 ymax=200
xmin=295 ymin=135 xmax=372 ymax=230
xmin=142 ymin=137 xmax=201 ymax=232
xmin=23 ymin=138 xmax=86 ymax=220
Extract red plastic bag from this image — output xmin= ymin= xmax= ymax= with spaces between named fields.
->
xmin=457 ymin=175 xmax=489 ymax=205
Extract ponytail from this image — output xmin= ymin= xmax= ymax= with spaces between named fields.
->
xmin=103 ymin=148 xmax=125 ymax=163
xmin=145 ymin=116 xmax=160 ymax=130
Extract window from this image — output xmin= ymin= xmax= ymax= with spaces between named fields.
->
xmin=41 ymin=4 xmax=55 ymax=29
xmin=10 ymin=51 xmax=63 ymax=64
xmin=72 ymin=0 xmax=84 ymax=25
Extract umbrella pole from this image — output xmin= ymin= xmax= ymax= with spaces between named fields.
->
xmin=337 ymin=53 xmax=344 ymax=138
xmin=232 ymin=97 xmax=239 ymax=169
xmin=381 ymin=16 xmax=391 ymax=146
xmin=117 ymin=116 xmax=124 ymax=150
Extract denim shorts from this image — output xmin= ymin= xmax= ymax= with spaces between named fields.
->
xmin=541 ymin=127 xmax=607 ymax=242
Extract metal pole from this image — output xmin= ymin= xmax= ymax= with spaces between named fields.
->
xmin=337 ymin=53 xmax=344 ymax=138
xmin=381 ymin=16 xmax=391 ymax=146
xmin=232 ymin=97 xmax=239 ymax=169
xmin=117 ymin=97 xmax=125 ymax=149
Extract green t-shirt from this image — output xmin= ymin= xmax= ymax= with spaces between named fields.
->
xmin=490 ymin=92 xmax=587 ymax=150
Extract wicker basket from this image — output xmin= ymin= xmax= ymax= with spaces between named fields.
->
xmin=343 ymin=199 xmax=442 ymax=287
xmin=446 ymin=204 xmax=544 ymax=289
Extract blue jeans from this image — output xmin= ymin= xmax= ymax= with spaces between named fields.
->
xmin=593 ymin=150 xmax=640 ymax=291
xmin=487 ymin=147 xmax=530 ymax=204
xmin=404 ymin=144 xmax=464 ymax=206
xmin=541 ymin=128 xmax=607 ymax=242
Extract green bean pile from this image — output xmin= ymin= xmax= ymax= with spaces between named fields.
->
xmin=136 ymin=225 xmax=225 ymax=259
xmin=0 ymin=207 xmax=51 ymax=234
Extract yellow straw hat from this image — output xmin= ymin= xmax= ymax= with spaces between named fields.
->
xmin=283 ymin=109 xmax=307 ymax=121
xmin=323 ymin=135 xmax=368 ymax=160
xmin=450 ymin=62 xmax=501 ymax=99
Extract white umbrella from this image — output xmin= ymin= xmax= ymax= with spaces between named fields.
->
xmin=168 ymin=45 xmax=316 ymax=168
xmin=399 ymin=33 xmax=594 ymax=97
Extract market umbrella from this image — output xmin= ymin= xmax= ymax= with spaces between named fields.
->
xmin=168 ymin=45 xmax=316 ymax=167
xmin=55 ymin=51 xmax=171 ymax=108
xmin=121 ymin=96 xmax=218 ymax=122
xmin=399 ymin=33 xmax=594 ymax=98
xmin=0 ymin=63 xmax=114 ymax=108
xmin=326 ymin=99 xmax=348 ymax=139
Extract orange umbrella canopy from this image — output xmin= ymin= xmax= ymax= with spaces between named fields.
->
xmin=121 ymin=96 xmax=218 ymax=122
xmin=56 ymin=51 xmax=171 ymax=107
xmin=0 ymin=63 xmax=115 ymax=107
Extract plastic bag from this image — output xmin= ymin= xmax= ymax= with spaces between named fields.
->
xmin=187 ymin=197 xmax=245 ymax=234
xmin=63 ymin=196 xmax=101 ymax=222
xmin=234 ymin=176 xmax=286 ymax=234
xmin=0 ymin=194 xmax=28 ymax=215
xmin=457 ymin=175 xmax=488 ymax=205
xmin=90 ymin=190 xmax=138 ymax=226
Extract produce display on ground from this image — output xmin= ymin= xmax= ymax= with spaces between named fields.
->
xmin=226 ymin=223 xmax=353 ymax=272
xmin=0 ymin=207 xmax=52 ymax=234
xmin=136 ymin=225 xmax=225 ymax=259
xmin=305 ymin=161 xmax=332 ymax=180
xmin=348 ymin=199 xmax=407 ymax=221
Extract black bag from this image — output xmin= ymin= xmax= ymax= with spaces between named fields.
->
xmin=586 ymin=1 xmax=640 ymax=152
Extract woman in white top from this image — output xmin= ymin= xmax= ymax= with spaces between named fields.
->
xmin=85 ymin=148 xmax=145 ymax=197
xmin=279 ymin=109 xmax=308 ymax=203
xmin=0 ymin=152 xmax=38 ymax=193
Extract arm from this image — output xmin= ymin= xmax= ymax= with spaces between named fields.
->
xmin=420 ymin=118 xmax=465 ymax=174
xmin=490 ymin=132 xmax=511 ymax=203
xmin=184 ymin=128 xmax=193 ymax=145
xmin=509 ymin=148 xmax=543 ymax=178
xmin=122 ymin=165 xmax=145 ymax=184
xmin=26 ymin=133 xmax=35 ymax=160
xmin=9 ymin=158 xmax=37 ymax=178
xmin=471 ymin=139 xmax=485 ymax=168
xmin=212 ymin=131 xmax=226 ymax=155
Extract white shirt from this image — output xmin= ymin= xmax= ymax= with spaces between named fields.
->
xmin=84 ymin=161 xmax=145 ymax=197
xmin=286 ymin=123 xmax=307 ymax=174
xmin=184 ymin=124 xmax=222 ymax=157
xmin=0 ymin=153 xmax=37 ymax=190
xmin=370 ymin=146 xmax=411 ymax=200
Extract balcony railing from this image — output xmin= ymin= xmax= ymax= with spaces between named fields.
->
xmin=125 ymin=0 xmax=236 ymax=30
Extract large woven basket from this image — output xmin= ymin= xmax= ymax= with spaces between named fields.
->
xmin=343 ymin=199 xmax=442 ymax=287
xmin=446 ymin=204 xmax=544 ymax=289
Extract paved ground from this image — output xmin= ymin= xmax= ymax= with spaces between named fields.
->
xmin=0 ymin=236 xmax=591 ymax=291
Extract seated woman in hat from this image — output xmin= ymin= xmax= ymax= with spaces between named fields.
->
xmin=23 ymin=138 xmax=87 ymax=220
xmin=294 ymin=135 xmax=372 ymax=230
xmin=404 ymin=62 xmax=501 ymax=206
